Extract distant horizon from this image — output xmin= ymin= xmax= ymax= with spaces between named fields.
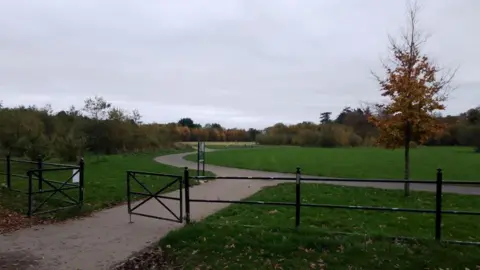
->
xmin=1 ymin=98 xmax=475 ymax=131
xmin=1 ymin=1 xmax=479 ymax=129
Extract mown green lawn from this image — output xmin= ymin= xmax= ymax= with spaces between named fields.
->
xmin=186 ymin=146 xmax=480 ymax=181
xmin=0 ymin=148 xmax=208 ymax=219
xmin=159 ymin=183 xmax=480 ymax=269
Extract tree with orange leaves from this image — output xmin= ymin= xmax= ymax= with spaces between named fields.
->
xmin=368 ymin=2 xmax=456 ymax=196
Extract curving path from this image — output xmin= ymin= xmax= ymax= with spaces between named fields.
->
xmin=1 ymin=149 xmax=479 ymax=270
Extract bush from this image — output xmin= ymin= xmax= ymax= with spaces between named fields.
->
xmin=54 ymin=133 xmax=86 ymax=162
xmin=409 ymin=141 xmax=418 ymax=149
xmin=256 ymin=134 xmax=291 ymax=145
xmin=318 ymin=131 xmax=337 ymax=147
xmin=348 ymin=133 xmax=363 ymax=147
xmin=317 ymin=124 xmax=355 ymax=147
xmin=292 ymin=130 xmax=321 ymax=146
xmin=14 ymin=135 xmax=51 ymax=160
xmin=362 ymin=136 xmax=377 ymax=147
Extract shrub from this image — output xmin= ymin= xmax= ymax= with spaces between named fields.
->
xmin=54 ymin=133 xmax=86 ymax=162
xmin=348 ymin=133 xmax=363 ymax=147
xmin=361 ymin=136 xmax=378 ymax=147
xmin=256 ymin=134 xmax=291 ymax=145
xmin=317 ymin=124 xmax=354 ymax=147
xmin=409 ymin=141 xmax=418 ymax=149
xmin=292 ymin=130 xmax=321 ymax=146
xmin=14 ymin=135 xmax=51 ymax=160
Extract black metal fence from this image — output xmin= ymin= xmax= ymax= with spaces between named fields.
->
xmin=183 ymin=167 xmax=480 ymax=245
xmin=0 ymin=155 xmax=85 ymax=216
xmin=126 ymin=170 xmax=183 ymax=223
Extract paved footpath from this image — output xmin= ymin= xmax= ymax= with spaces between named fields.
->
xmin=1 ymin=150 xmax=480 ymax=270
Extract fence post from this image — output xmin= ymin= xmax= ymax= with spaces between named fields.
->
xmin=184 ymin=167 xmax=191 ymax=224
xmin=6 ymin=154 xmax=11 ymax=190
xmin=202 ymin=151 xmax=205 ymax=177
xmin=79 ymin=158 xmax=85 ymax=207
xmin=197 ymin=141 xmax=200 ymax=177
xmin=127 ymin=172 xmax=132 ymax=223
xmin=179 ymin=173 xmax=183 ymax=222
xmin=295 ymin=167 xmax=301 ymax=230
xmin=37 ymin=155 xmax=43 ymax=191
xmin=27 ymin=171 xmax=33 ymax=217
xmin=435 ymin=168 xmax=443 ymax=241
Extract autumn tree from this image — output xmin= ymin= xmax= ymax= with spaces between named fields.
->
xmin=368 ymin=2 xmax=456 ymax=196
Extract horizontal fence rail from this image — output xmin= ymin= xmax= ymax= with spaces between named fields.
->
xmin=193 ymin=175 xmax=480 ymax=186
xmin=183 ymin=167 xmax=480 ymax=245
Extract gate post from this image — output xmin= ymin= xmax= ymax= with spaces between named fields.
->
xmin=295 ymin=167 xmax=301 ymax=230
xmin=197 ymin=141 xmax=200 ymax=177
xmin=184 ymin=167 xmax=191 ymax=224
xmin=127 ymin=171 xmax=132 ymax=223
xmin=435 ymin=168 xmax=443 ymax=241
xmin=27 ymin=171 xmax=33 ymax=217
xmin=37 ymin=155 xmax=43 ymax=191
xmin=6 ymin=154 xmax=11 ymax=190
xmin=202 ymin=150 xmax=206 ymax=177
xmin=79 ymin=158 xmax=85 ymax=207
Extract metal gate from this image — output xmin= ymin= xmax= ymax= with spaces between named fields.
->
xmin=126 ymin=170 xmax=183 ymax=223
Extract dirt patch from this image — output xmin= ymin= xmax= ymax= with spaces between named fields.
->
xmin=110 ymin=245 xmax=180 ymax=270
xmin=0 ymin=207 xmax=36 ymax=235
xmin=0 ymin=251 xmax=41 ymax=270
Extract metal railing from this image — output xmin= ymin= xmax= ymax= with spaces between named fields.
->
xmin=126 ymin=170 xmax=183 ymax=223
xmin=183 ymin=167 xmax=480 ymax=245
xmin=1 ymin=155 xmax=85 ymax=216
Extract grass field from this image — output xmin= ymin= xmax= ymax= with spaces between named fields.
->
xmin=159 ymin=183 xmax=480 ymax=269
xmin=185 ymin=146 xmax=480 ymax=181
xmin=0 ymin=148 xmax=209 ymax=219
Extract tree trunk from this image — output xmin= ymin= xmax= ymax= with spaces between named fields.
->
xmin=404 ymin=121 xmax=411 ymax=196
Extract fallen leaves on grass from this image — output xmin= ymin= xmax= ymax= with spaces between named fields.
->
xmin=111 ymin=246 xmax=180 ymax=270
xmin=0 ymin=206 xmax=35 ymax=234
xmin=298 ymin=247 xmax=315 ymax=253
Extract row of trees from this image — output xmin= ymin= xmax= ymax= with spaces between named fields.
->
xmin=257 ymin=106 xmax=480 ymax=149
xmin=0 ymin=98 xmax=262 ymax=162
xmin=175 ymin=118 xmax=259 ymax=142
xmin=0 ymin=97 xmax=171 ymax=161
xmin=1 ymin=94 xmax=478 ymax=163
xmin=257 ymin=107 xmax=377 ymax=147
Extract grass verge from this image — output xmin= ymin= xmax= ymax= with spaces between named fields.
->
xmin=158 ymin=183 xmax=480 ymax=269
xmin=185 ymin=146 xmax=480 ymax=181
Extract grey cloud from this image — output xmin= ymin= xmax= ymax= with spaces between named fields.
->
xmin=1 ymin=0 xmax=479 ymax=128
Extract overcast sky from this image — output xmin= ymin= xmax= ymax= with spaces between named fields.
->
xmin=0 ymin=1 xmax=479 ymax=129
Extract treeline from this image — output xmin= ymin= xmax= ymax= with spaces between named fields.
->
xmin=0 ymin=97 xmax=258 ymax=162
xmin=257 ymin=107 xmax=377 ymax=147
xmin=1 ymin=97 xmax=479 ymax=162
xmin=175 ymin=118 xmax=259 ymax=142
xmin=257 ymin=106 xmax=480 ymax=151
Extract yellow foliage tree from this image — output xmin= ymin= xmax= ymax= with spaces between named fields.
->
xmin=368 ymin=2 xmax=456 ymax=195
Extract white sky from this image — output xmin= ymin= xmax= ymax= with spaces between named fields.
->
xmin=0 ymin=0 xmax=479 ymax=128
